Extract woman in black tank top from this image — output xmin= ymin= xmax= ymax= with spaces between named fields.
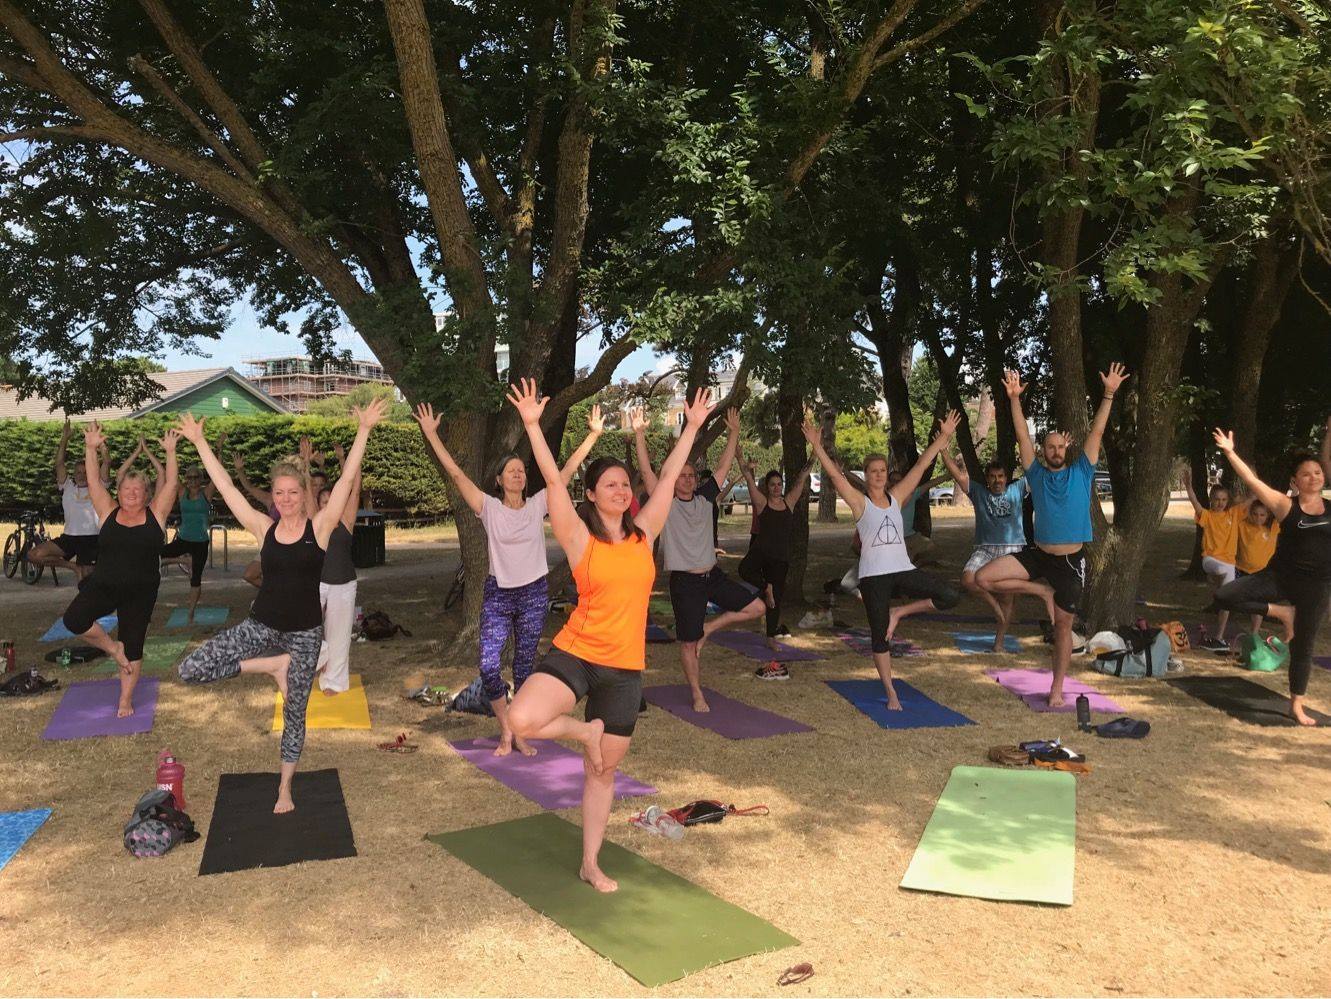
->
xmin=176 ymin=399 xmax=388 ymax=813
xmin=737 ymin=455 xmax=813 ymax=645
xmin=1212 ymin=433 xmax=1331 ymax=725
xmin=60 ymin=424 xmax=179 ymax=719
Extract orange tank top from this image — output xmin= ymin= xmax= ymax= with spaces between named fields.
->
xmin=554 ymin=534 xmax=655 ymax=671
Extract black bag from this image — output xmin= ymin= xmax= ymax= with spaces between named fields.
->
xmin=666 ymin=800 xmax=769 ymax=826
xmin=123 ymin=789 xmax=200 ymax=858
xmin=359 ymin=610 xmax=412 ymax=641
xmin=1 ymin=669 xmax=60 ymax=697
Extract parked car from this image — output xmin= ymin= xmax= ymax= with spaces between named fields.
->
xmin=929 ymin=484 xmax=955 ymax=505
xmin=722 ymin=482 xmax=751 ymax=516
xmin=1094 ymin=471 xmax=1113 ymax=498
xmin=808 ymin=472 xmax=821 ymax=500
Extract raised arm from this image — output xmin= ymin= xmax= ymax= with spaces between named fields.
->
xmin=560 ymin=404 xmax=605 ymax=487
xmin=801 ymin=415 xmax=865 ymax=520
xmin=631 ymin=408 xmax=659 ymax=493
xmin=939 ymin=449 xmax=970 ymax=496
xmin=508 ymin=379 xmax=589 ymax=565
xmin=1213 ymin=429 xmax=1292 ymax=520
xmin=785 ymin=460 xmax=814 ymax=506
xmin=339 ymin=470 xmax=361 ymax=532
xmin=80 ymin=423 xmax=116 ymax=523
xmin=638 ymin=389 xmax=712 ymax=539
xmin=149 ymin=430 xmax=181 ymax=525
xmin=1320 ymin=414 xmax=1331 ymax=483
xmin=1178 ymin=460 xmax=1205 ymax=516
xmin=54 ymin=418 xmax=71 ymax=487
xmin=413 ymin=403 xmax=488 ymax=516
xmin=96 ymin=442 xmax=111 ymax=484
xmin=177 ymin=415 xmax=275 ymax=541
xmin=739 ymin=451 xmax=765 ymax=513
xmin=314 ymin=399 xmax=386 ymax=547
xmin=711 ymin=408 xmax=741 ymax=487
xmin=142 ymin=436 xmax=165 ymax=483
xmin=1083 ymin=362 xmax=1128 ymax=466
xmin=1004 ymin=370 xmax=1036 ymax=470
xmin=115 ymin=438 xmax=144 ymax=490
xmin=231 ymin=453 xmax=271 ymax=510
xmin=890 ymin=411 xmax=960 ymax=506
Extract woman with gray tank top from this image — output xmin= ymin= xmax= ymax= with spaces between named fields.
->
xmin=316 ymin=462 xmax=361 ymax=695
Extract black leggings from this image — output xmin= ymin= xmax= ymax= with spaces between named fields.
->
xmin=859 ymin=569 xmax=961 ymax=654
xmin=1214 ymin=569 xmax=1330 ymax=696
xmin=161 ymin=537 xmax=208 ymax=588
xmin=738 ymin=550 xmax=789 ymax=637
xmin=63 ymin=578 xmax=159 ymax=662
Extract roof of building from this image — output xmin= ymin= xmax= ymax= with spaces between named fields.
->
xmin=0 ymin=367 xmax=290 ymax=421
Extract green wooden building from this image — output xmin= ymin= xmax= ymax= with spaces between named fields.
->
xmin=0 ymin=367 xmax=289 ymax=422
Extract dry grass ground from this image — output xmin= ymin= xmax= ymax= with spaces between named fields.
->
xmin=1 ymin=509 xmax=1329 ymax=997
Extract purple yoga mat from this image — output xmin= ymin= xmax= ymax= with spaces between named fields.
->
xmin=41 ymin=678 xmax=158 ymax=740
xmin=448 ymin=738 xmax=656 ymax=810
xmin=643 ymin=684 xmax=814 ymax=739
xmin=708 ymin=630 xmax=825 ymax=662
xmin=1315 ymin=656 xmax=1331 ymax=672
xmin=836 ymin=630 xmax=923 ymax=658
xmin=985 ymin=668 xmax=1125 ymax=714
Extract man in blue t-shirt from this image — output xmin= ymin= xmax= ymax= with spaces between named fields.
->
xmin=939 ymin=451 xmax=1045 ymax=653
xmin=976 ymin=363 xmax=1129 ymax=706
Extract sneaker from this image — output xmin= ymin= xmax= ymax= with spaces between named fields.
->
xmin=1070 ymin=631 xmax=1087 ymax=655
xmin=754 ymin=661 xmax=790 ymax=681
xmin=1200 ymin=638 xmax=1230 ymax=653
xmin=775 ymin=624 xmax=791 ymax=637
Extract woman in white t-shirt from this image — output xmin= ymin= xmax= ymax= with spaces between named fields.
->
xmin=415 ymin=402 xmax=604 ymax=755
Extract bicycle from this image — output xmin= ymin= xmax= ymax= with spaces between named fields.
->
xmin=3 ymin=509 xmax=53 ymax=585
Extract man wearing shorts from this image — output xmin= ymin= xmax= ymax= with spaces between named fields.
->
xmin=939 ymin=452 xmax=1047 ymax=652
xmin=636 ymin=408 xmax=764 ymax=712
xmin=31 ymin=419 xmax=108 ymax=581
xmin=977 ymin=363 xmax=1129 ymax=706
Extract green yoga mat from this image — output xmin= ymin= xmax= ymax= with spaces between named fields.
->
xmin=92 ymin=636 xmax=191 ymax=675
xmin=900 ymin=766 xmax=1076 ymax=906
xmin=427 ymin=812 xmax=797 ymax=986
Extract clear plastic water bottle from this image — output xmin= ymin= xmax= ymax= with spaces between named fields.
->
xmin=58 ymin=647 xmax=72 ymax=668
xmin=645 ymin=805 xmax=685 ymax=840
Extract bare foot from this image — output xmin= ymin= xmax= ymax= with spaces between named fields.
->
xmin=580 ymin=718 xmax=606 ymax=774
xmin=695 ymin=632 xmax=710 ymax=655
xmin=116 ymin=698 xmax=135 ymax=719
xmin=691 ymin=692 xmax=711 ymax=713
xmin=188 ymin=611 xmax=195 ymax=625
xmin=272 ymin=655 xmax=290 ymax=699
xmin=580 ymin=863 xmax=619 ymax=893
xmin=494 ymin=731 xmax=514 ymax=757
xmin=1291 ymin=697 xmax=1319 ymax=727
xmin=273 ymin=792 xmax=295 ymax=815
xmin=886 ymin=608 xmax=902 ymax=640
xmin=1047 ymin=689 xmax=1067 ymax=709
xmin=993 ymin=633 xmax=1008 ymax=654
xmin=322 ymin=688 xmax=338 ymax=697
xmin=763 ymin=584 xmax=775 ymax=609
xmin=515 ymin=736 xmax=538 ymax=757
xmin=111 ymin=641 xmax=130 ymax=672
xmin=887 ymin=696 xmax=903 ymax=711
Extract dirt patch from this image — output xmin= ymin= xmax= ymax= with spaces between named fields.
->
xmin=1 ymin=513 xmax=1328 ymax=996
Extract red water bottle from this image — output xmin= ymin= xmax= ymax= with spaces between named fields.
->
xmin=155 ymin=749 xmax=187 ymax=811
xmin=2 ymin=640 xmax=15 ymax=673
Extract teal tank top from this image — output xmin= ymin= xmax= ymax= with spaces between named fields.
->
xmin=178 ymin=494 xmax=211 ymax=542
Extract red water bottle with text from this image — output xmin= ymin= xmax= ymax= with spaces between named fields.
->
xmin=155 ymin=749 xmax=187 ymax=811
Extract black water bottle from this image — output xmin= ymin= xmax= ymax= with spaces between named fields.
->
xmin=1076 ymin=693 xmax=1091 ymax=731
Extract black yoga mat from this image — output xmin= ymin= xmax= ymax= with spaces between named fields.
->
xmin=1167 ymin=676 xmax=1331 ymax=727
xmin=198 ymin=769 xmax=357 ymax=875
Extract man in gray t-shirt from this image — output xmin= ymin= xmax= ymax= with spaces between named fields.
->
xmin=636 ymin=407 xmax=764 ymax=712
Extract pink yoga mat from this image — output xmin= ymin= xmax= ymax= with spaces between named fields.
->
xmin=985 ymin=669 xmax=1125 ymax=714
xmin=708 ymin=630 xmax=825 ymax=662
xmin=643 ymin=685 xmax=814 ymax=739
xmin=449 ymin=738 xmax=656 ymax=810
xmin=41 ymin=678 xmax=158 ymax=740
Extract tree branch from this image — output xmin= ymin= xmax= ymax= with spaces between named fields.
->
xmin=872 ymin=0 xmax=989 ymax=72
xmin=541 ymin=330 xmax=638 ymax=427
xmin=438 ymin=45 xmax=514 ymax=237
xmin=127 ymin=54 xmax=250 ymax=178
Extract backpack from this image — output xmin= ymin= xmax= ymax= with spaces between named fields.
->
xmin=1237 ymin=633 xmax=1289 ymax=672
xmin=123 ymin=789 xmax=200 ymax=858
xmin=359 ymin=610 xmax=412 ymax=641
xmin=1093 ymin=625 xmax=1173 ymax=678
xmin=1156 ymin=620 xmax=1190 ymax=654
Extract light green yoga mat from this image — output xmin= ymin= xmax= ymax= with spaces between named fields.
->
xmin=92 ymin=636 xmax=191 ymax=675
xmin=900 ymin=765 xmax=1076 ymax=906
xmin=427 ymin=812 xmax=798 ymax=986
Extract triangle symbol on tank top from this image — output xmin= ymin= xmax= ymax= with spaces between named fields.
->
xmin=871 ymin=513 xmax=901 ymax=548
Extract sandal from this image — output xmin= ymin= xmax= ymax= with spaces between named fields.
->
xmin=778 ymin=963 xmax=814 ymax=986
xmin=377 ymin=732 xmax=419 ymax=754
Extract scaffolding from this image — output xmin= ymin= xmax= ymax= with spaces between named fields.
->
xmin=243 ymin=355 xmax=392 ymax=412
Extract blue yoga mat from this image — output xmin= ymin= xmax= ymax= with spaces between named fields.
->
xmin=645 ymin=623 xmax=674 ymax=643
xmin=0 ymin=808 xmax=52 ymax=873
xmin=951 ymin=631 xmax=1021 ymax=654
xmin=166 ymin=606 xmax=230 ymax=629
xmin=825 ymin=679 xmax=975 ymax=729
xmin=40 ymin=614 xmax=116 ymax=642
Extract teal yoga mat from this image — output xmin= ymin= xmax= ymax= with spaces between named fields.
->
xmin=428 ymin=812 xmax=798 ymax=986
xmin=900 ymin=766 xmax=1076 ymax=906
xmin=166 ymin=606 xmax=230 ymax=629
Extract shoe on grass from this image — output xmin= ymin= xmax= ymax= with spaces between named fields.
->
xmin=754 ymin=661 xmax=790 ymax=681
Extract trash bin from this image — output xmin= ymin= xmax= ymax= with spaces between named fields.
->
xmin=352 ymin=511 xmax=386 ymax=568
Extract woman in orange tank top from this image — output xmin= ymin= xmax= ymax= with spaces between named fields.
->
xmin=506 ymin=378 xmax=713 ymax=894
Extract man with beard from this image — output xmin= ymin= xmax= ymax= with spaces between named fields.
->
xmin=976 ymin=363 xmax=1129 ymax=706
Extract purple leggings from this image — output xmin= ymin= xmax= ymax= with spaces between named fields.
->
xmin=479 ymin=574 xmax=549 ymax=702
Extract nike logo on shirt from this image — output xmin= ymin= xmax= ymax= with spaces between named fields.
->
xmin=1296 ymin=519 xmax=1331 ymax=529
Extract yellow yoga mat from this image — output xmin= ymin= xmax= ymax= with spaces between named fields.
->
xmin=272 ymin=673 xmax=371 ymax=731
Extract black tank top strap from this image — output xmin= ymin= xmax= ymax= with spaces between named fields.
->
xmin=1272 ymin=497 xmax=1331 ymax=581
xmin=252 ymin=518 xmax=326 ymax=631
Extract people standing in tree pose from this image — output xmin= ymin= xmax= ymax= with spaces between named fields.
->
xmin=506 ymin=380 xmax=709 ymax=893
xmin=938 ymin=451 xmax=1042 ymax=653
xmin=31 ymin=418 xmax=111 ymax=581
xmin=976 ymin=364 xmax=1129 ymax=707
xmin=737 ymin=451 xmax=812 ymax=669
xmin=414 ymin=401 xmax=606 ymax=755
xmin=60 ymin=424 xmax=179 ymax=718
xmin=315 ymin=465 xmax=361 ymax=697
xmin=159 ymin=465 xmax=217 ymax=624
xmin=803 ymin=411 xmax=963 ymax=709
xmin=176 ymin=399 xmax=387 ymax=813
xmin=1180 ymin=464 xmax=1249 ymax=651
xmin=634 ymin=407 xmax=764 ymax=713
xmin=1210 ymin=433 xmax=1330 ymax=725
xmin=1235 ymin=500 xmax=1281 ymax=635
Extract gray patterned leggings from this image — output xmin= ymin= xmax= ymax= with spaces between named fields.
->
xmin=179 ymin=615 xmax=323 ymax=763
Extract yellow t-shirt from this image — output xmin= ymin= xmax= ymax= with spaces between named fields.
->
xmin=1196 ymin=507 xmax=1241 ymax=564
xmin=1236 ymin=518 xmax=1280 ymax=575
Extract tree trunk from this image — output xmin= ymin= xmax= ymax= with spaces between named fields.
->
xmin=777 ymin=363 xmax=810 ymax=604
xmin=818 ymin=406 xmax=839 ymax=522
